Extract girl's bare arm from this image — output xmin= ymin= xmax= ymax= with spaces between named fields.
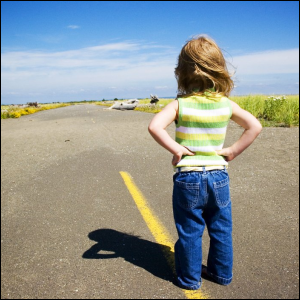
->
xmin=148 ymin=100 xmax=194 ymax=166
xmin=216 ymin=100 xmax=262 ymax=161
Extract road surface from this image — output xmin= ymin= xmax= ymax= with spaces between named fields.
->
xmin=1 ymin=104 xmax=299 ymax=299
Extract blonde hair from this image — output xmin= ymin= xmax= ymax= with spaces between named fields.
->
xmin=175 ymin=35 xmax=234 ymax=97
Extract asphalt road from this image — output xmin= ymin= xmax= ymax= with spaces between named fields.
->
xmin=1 ymin=104 xmax=299 ymax=299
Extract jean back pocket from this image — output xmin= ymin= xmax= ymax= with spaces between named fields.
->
xmin=174 ymin=179 xmax=199 ymax=210
xmin=213 ymin=176 xmax=231 ymax=207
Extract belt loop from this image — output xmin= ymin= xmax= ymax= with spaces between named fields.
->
xmin=203 ymin=166 xmax=206 ymax=173
xmin=223 ymin=165 xmax=226 ymax=171
xmin=178 ymin=167 xmax=181 ymax=173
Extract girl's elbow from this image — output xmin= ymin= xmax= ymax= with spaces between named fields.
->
xmin=254 ymin=122 xmax=263 ymax=135
xmin=148 ymin=123 xmax=157 ymax=135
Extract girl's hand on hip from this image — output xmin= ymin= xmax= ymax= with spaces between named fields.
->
xmin=216 ymin=147 xmax=236 ymax=162
xmin=172 ymin=147 xmax=195 ymax=166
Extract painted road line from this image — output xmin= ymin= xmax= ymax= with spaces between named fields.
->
xmin=120 ymin=171 xmax=209 ymax=299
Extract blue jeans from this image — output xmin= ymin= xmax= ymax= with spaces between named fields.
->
xmin=172 ymin=169 xmax=233 ymax=290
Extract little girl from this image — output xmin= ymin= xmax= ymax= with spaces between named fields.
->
xmin=148 ymin=35 xmax=262 ymax=290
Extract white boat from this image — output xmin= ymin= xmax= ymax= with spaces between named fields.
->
xmin=108 ymin=99 xmax=139 ymax=110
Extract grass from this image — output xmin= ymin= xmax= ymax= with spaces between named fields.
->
xmin=112 ymin=95 xmax=298 ymax=128
xmin=134 ymin=98 xmax=174 ymax=114
xmin=1 ymin=103 xmax=71 ymax=119
xmin=231 ymin=95 xmax=299 ymax=127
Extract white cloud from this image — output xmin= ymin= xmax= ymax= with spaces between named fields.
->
xmin=155 ymin=86 xmax=169 ymax=89
xmin=229 ymin=48 xmax=299 ymax=75
xmin=228 ymin=49 xmax=299 ymax=95
xmin=67 ymin=25 xmax=80 ymax=29
xmin=1 ymin=43 xmax=299 ymax=104
xmin=1 ymin=41 xmax=177 ymax=103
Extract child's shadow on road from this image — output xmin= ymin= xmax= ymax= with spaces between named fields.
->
xmin=82 ymin=228 xmax=174 ymax=282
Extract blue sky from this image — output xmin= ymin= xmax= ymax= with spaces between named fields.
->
xmin=1 ymin=1 xmax=299 ymax=104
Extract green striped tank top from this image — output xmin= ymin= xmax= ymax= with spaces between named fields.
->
xmin=175 ymin=94 xmax=232 ymax=167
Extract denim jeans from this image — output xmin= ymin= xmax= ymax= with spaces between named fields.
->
xmin=172 ymin=168 xmax=233 ymax=290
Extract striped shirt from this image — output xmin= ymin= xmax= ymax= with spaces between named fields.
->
xmin=175 ymin=94 xmax=232 ymax=167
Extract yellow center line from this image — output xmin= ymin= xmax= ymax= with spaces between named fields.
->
xmin=120 ymin=171 xmax=209 ymax=299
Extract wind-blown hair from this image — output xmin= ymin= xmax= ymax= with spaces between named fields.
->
xmin=175 ymin=35 xmax=234 ymax=97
